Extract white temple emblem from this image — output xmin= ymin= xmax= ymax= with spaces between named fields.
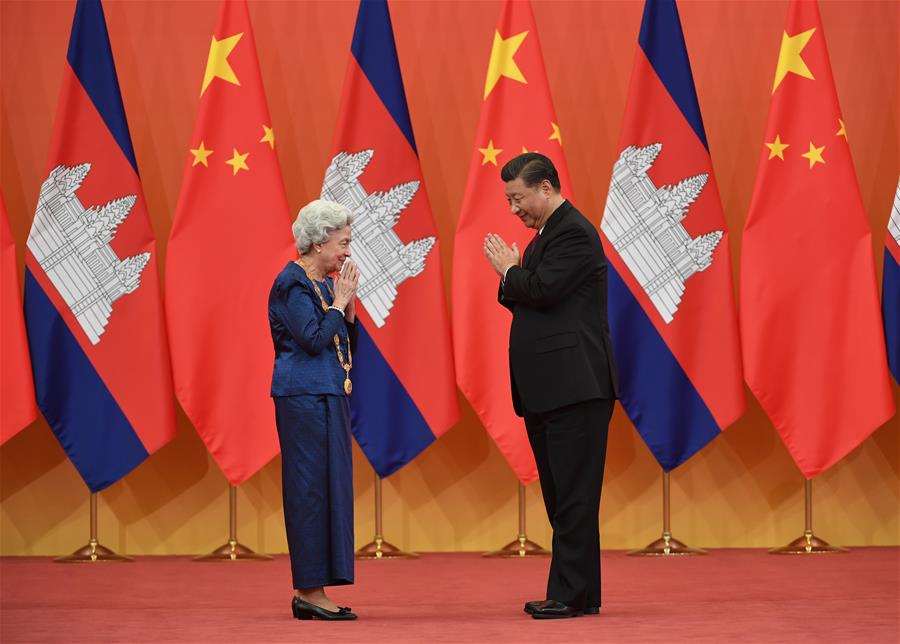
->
xmin=321 ymin=150 xmax=436 ymax=328
xmin=27 ymin=164 xmax=150 ymax=345
xmin=602 ymin=143 xmax=723 ymax=324
xmin=889 ymin=179 xmax=900 ymax=247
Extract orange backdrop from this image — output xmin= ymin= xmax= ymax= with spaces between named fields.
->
xmin=1 ymin=0 xmax=897 ymax=555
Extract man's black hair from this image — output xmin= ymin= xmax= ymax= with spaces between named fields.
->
xmin=500 ymin=152 xmax=561 ymax=191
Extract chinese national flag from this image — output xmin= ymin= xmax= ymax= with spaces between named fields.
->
xmin=452 ymin=0 xmax=573 ymax=484
xmin=740 ymin=0 xmax=895 ymax=479
xmin=166 ymin=0 xmax=295 ymax=484
xmin=1 ymin=192 xmax=36 ymax=443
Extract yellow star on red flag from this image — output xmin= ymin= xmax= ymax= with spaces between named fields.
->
xmin=772 ymin=28 xmax=815 ymax=93
xmin=260 ymin=125 xmax=275 ymax=149
xmin=801 ymin=141 xmax=825 ymax=168
xmin=484 ymin=30 xmax=528 ymax=100
xmin=225 ymin=148 xmax=249 ymax=175
xmin=765 ymin=135 xmax=789 ymax=160
xmin=548 ymin=122 xmax=562 ymax=146
xmin=190 ymin=141 xmax=213 ymax=167
xmin=201 ymin=32 xmax=243 ymax=96
xmin=479 ymin=140 xmax=503 ymax=166
xmin=835 ymin=119 xmax=847 ymax=139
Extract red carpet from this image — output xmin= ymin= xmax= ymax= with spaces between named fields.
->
xmin=1 ymin=549 xmax=897 ymax=642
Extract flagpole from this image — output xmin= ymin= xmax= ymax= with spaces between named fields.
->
xmin=770 ymin=479 xmax=847 ymax=554
xmin=628 ymin=470 xmax=706 ymax=556
xmin=195 ymin=485 xmax=272 ymax=561
xmin=356 ymin=471 xmax=417 ymax=559
xmin=483 ymin=482 xmax=550 ymax=558
xmin=55 ymin=491 xmax=133 ymax=563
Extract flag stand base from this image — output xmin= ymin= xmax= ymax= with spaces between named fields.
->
xmin=483 ymin=483 xmax=550 ymax=558
xmin=355 ymin=475 xmax=418 ymax=559
xmin=355 ymin=536 xmax=418 ymax=560
xmin=194 ymin=539 xmax=273 ymax=561
xmin=55 ymin=539 xmax=134 ymax=563
xmin=194 ymin=485 xmax=272 ymax=561
xmin=627 ymin=532 xmax=706 ymax=556
xmin=483 ymin=535 xmax=550 ymax=558
xmin=770 ymin=481 xmax=847 ymax=555
xmin=627 ymin=471 xmax=706 ymax=556
xmin=54 ymin=493 xmax=133 ymax=563
xmin=769 ymin=530 xmax=848 ymax=555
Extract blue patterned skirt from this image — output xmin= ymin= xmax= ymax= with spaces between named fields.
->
xmin=274 ymin=394 xmax=354 ymax=589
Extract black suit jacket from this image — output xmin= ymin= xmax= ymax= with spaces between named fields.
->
xmin=499 ymin=200 xmax=618 ymax=416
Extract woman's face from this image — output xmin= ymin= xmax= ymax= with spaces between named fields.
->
xmin=314 ymin=225 xmax=352 ymax=274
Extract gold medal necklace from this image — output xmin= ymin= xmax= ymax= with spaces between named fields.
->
xmin=297 ymin=260 xmax=352 ymax=395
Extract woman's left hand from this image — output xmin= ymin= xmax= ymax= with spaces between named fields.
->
xmin=337 ymin=261 xmax=359 ymax=322
xmin=344 ymin=296 xmax=355 ymax=323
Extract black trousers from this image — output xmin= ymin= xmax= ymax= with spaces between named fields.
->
xmin=524 ymin=397 xmax=613 ymax=609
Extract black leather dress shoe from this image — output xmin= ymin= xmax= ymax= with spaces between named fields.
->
xmin=530 ymin=600 xmax=584 ymax=619
xmin=524 ymin=600 xmax=550 ymax=614
xmin=291 ymin=597 xmax=357 ymax=621
xmin=525 ymin=600 xmax=599 ymax=615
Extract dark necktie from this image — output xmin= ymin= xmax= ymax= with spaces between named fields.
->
xmin=522 ymin=232 xmax=540 ymax=266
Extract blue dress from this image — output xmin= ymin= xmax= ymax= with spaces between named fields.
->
xmin=268 ymin=262 xmax=356 ymax=589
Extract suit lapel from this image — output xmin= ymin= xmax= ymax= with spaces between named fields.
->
xmin=524 ymin=200 xmax=570 ymax=269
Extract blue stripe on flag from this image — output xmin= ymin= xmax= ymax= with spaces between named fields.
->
xmin=638 ymin=0 xmax=709 ymax=150
xmin=66 ymin=0 xmax=139 ymax=172
xmin=884 ymin=250 xmax=900 ymax=384
xmin=350 ymin=0 xmax=418 ymax=154
xmin=24 ymin=269 xmax=148 ymax=492
xmin=608 ymin=265 xmax=720 ymax=470
xmin=349 ymin=322 xmax=436 ymax=477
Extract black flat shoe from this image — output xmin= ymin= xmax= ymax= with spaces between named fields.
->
xmin=291 ymin=597 xmax=357 ymax=621
xmin=525 ymin=600 xmax=599 ymax=615
xmin=530 ymin=600 xmax=584 ymax=619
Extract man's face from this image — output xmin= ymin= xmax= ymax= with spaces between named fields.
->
xmin=505 ymin=177 xmax=549 ymax=230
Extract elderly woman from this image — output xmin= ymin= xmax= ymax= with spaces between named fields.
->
xmin=268 ymin=199 xmax=360 ymax=621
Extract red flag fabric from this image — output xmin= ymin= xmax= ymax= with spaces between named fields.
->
xmin=1 ymin=192 xmax=36 ymax=443
xmin=740 ymin=0 xmax=895 ymax=479
xmin=166 ymin=0 xmax=295 ymax=485
xmin=452 ymin=0 xmax=574 ymax=484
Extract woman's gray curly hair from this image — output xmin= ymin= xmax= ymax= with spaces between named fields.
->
xmin=292 ymin=199 xmax=354 ymax=254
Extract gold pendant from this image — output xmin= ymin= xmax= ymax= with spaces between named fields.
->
xmin=344 ymin=378 xmax=353 ymax=395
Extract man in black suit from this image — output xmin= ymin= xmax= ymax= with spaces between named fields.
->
xmin=483 ymin=153 xmax=618 ymax=619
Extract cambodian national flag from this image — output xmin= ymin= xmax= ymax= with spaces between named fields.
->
xmin=322 ymin=0 xmax=459 ymax=476
xmin=599 ymin=0 xmax=745 ymax=470
xmin=23 ymin=0 xmax=176 ymax=492
xmin=885 ymin=178 xmax=900 ymax=384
